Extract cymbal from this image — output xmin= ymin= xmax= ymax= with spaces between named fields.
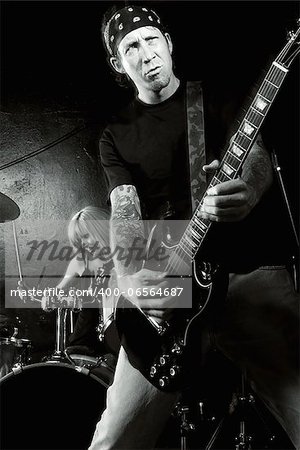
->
xmin=0 ymin=193 xmax=20 ymax=222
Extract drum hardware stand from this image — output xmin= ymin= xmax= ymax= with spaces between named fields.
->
xmin=272 ymin=150 xmax=299 ymax=292
xmin=46 ymin=307 xmax=74 ymax=365
xmin=6 ymin=327 xmax=32 ymax=375
xmin=12 ymin=221 xmax=23 ymax=286
xmin=173 ymin=402 xmax=196 ymax=450
xmin=11 ymin=222 xmax=81 ymax=366
xmin=204 ymin=371 xmax=276 ymax=450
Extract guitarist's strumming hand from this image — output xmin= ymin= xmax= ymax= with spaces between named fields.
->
xmin=200 ymin=137 xmax=273 ymax=222
xmin=117 ymin=268 xmax=177 ymax=323
xmin=110 ymin=185 xmax=178 ymax=324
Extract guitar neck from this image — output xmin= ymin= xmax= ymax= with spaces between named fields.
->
xmin=174 ymin=61 xmax=290 ymax=266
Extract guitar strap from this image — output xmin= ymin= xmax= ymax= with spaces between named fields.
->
xmin=186 ymin=81 xmax=207 ymax=212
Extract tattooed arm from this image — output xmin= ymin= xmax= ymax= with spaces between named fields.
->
xmin=110 ymin=184 xmax=173 ymax=320
xmin=200 ymin=135 xmax=273 ymax=222
xmin=110 ymin=184 xmax=144 ymax=276
xmin=239 ymin=135 xmax=273 ymax=207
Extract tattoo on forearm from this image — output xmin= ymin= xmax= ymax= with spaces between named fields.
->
xmin=242 ymin=136 xmax=273 ymax=200
xmin=110 ymin=185 xmax=144 ymax=274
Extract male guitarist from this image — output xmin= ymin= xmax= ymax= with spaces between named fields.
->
xmin=88 ymin=5 xmax=299 ymax=449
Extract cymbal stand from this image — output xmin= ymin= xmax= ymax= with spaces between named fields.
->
xmin=232 ymin=373 xmax=254 ymax=450
xmin=204 ymin=371 xmax=275 ymax=450
xmin=174 ymin=402 xmax=196 ymax=450
xmin=272 ymin=150 xmax=299 ymax=292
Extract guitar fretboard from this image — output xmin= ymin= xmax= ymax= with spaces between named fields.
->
xmin=168 ymin=61 xmax=289 ymax=272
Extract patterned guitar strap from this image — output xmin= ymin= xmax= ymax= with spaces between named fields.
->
xmin=186 ymin=81 xmax=207 ymax=212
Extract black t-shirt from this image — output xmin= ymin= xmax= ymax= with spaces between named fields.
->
xmin=100 ymin=81 xmax=295 ymax=272
xmin=100 ymin=82 xmax=190 ymax=219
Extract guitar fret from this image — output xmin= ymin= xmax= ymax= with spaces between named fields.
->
xmin=228 ymin=150 xmax=242 ymax=164
xmin=181 ymin=237 xmax=192 ymax=251
xmin=238 ymin=130 xmax=252 ymax=141
xmin=231 ymin=143 xmax=245 ymax=158
xmin=265 ymin=79 xmax=279 ymax=89
xmin=191 ymin=222 xmax=201 ymax=235
xmin=225 ymin=154 xmax=240 ymax=170
xmin=250 ymin=106 xmax=264 ymax=116
xmin=244 ymin=118 xmax=258 ymax=130
xmin=260 ymin=83 xmax=277 ymax=100
xmin=234 ymin=134 xmax=251 ymax=151
xmin=213 ymin=175 xmax=224 ymax=184
xmin=190 ymin=227 xmax=201 ymax=241
xmin=257 ymin=93 xmax=271 ymax=103
xmin=247 ymin=110 xmax=264 ymax=128
xmin=184 ymin=235 xmax=196 ymax=250
xmin=221 ymin=162 xmax=235 ymax=177
xmin=269 ymin=66 xmax=287 ymax=85
xmin=194 ymin=216 xmax=207 ymax=232
xmin=192 ymin=226 xmax=205 ymax=240
xmin=209 ymin=178 xmax=219 ymax=187
xmin=220 ymin=169 xmax=231 ymax=180
xmin=253 ymin=95 xmax=269 ymax=113
xmin=186 ymin=229 xmax=197 ymax=243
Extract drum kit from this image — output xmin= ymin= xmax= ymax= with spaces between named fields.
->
xmin=0 ymin=193 xmax=118 ymax=449
xmin=0 ymin=284 xmax=118 ymax=450
xmin=0 ymin=193 xmax=289 ymax=450
xmin=1 ymin=282 xmax=121 ymax=449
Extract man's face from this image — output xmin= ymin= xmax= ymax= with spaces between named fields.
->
xmin=111 ymin=26 xmax=174 ymax=94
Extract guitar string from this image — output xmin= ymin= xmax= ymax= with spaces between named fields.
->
xmin=164 ymin=61 xmax=288 ymax=280
xmin=144 ymin=32 xmax=298 ymax=326
xmin=156 ymin=33 xmax=296 ymax=289
xmin=170 ymin=42 xmax=294 ymax=273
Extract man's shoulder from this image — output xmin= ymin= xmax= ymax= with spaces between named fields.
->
xmin=102 ymin=100 xmax=137 ymax=133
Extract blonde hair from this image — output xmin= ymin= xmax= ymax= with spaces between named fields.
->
xmin=67 ymin=206 xmax=110 ymax=252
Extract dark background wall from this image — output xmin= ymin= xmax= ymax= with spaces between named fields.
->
xmin=0 ymin=1 xmax=299 ymax=359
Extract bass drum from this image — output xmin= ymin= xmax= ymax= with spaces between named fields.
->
xmin=0 ymin=361 xmax=115 ymax=450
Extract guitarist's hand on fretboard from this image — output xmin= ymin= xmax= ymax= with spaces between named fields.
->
xmin=201 ymin=159 xmax=259 ymax=222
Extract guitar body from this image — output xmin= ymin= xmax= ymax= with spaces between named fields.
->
xmin=115 ymin=219 xmax=229 ymax=392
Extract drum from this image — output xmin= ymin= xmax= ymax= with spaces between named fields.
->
xmin=67 ymin=353 xmax=99 ymax=369
xmin=41 ymin=294 xmax=83 ymax=311
xmin=67 ymin=352 xmax=117 ymax=387
xmin=0 ymin=336 xmax=31 ymax=378
xmin=0 ymin=360 xmax=115 ymax=449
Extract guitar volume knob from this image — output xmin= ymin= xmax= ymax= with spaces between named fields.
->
xmin=159 ymin=354 xmax=170 ymax=365
xmin=158 ymin=376 xmax=169 ymax=388
xmin=150 ymin=364 xmax=160 ymax=378
xmin=169 ymin=365 xmax=180 ymax=377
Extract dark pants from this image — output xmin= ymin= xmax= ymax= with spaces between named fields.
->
xmin=88 ymin=267 xmax=300 ymax=449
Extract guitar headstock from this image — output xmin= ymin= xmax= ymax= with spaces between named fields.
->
xmin=280 ymin=18 xmax=300 ymax=68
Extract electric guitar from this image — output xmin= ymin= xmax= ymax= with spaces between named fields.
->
xmin=115 ymin=21 xmax=300 ymax=391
